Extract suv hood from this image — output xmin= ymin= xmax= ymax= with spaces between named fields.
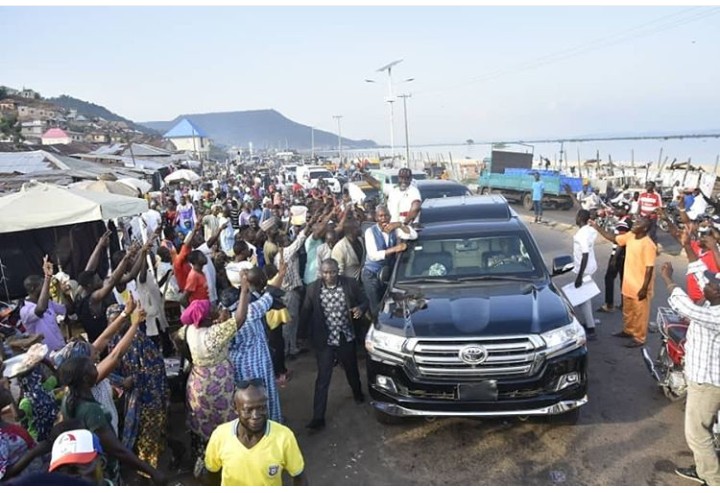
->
xmin=379 ymin=282 xmax=573 ymax=337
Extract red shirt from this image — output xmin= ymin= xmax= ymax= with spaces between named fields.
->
xmin=686 ymin=240 xmax=719 ymax=302
xmin=638 ymin=192 xmax=662 ymax=218
xmin=292 ymin=183 xmax=304 ymax=194
xmin=173 ymin=244 xmax=192 ymax=291
xmin=184 ymin=269 xmax=209 ymax=303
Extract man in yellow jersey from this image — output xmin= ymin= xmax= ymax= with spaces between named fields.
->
xmin=204 ymin=380 xmax=307 ymax=486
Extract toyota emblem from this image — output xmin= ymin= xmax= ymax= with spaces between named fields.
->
xmin=459 ymin=345 xmax=488 ymax=365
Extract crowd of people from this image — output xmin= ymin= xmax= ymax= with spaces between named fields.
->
xmin=0 ymin=161 xmax=423 ymax=486
xmin=2 ymin=160 xmax=718 ymax=486
xmin=562 ymin=178 xmax=720 ymax=486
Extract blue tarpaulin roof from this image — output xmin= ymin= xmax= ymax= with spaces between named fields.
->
xmin=163 ymin=118 xmax=209 ymax=138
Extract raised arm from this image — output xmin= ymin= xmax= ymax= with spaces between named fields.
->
xmin=96 ymin=307 xmax=144 ymax=382
xmin=589 ymin=219 xmax=617 ymax=244
xmin=34 ymin=256 xmax=54 ymax=317
xmin=91 ymin=246 xmax=135 ymax=302
xmin=234 ymin=274 xmax=251 ymax=327
xmin=85 ymin=231 xmax=112 ymax=272
xmin=92 ymin=297 xmax=135 ymax=354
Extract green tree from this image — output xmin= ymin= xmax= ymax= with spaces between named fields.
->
xmin=0 ymin=87 xmax=7 ymax=100
xmin=0 ymin=114 xmax=24 ymax=143
xmin=466 ymin=139 xmax=475 ymax=145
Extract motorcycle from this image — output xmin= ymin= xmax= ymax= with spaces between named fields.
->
xmin=593 ymin=205 xmax=617 ymax=233
xmin=642 ymin=306 xmax=720 ymax=451
xmin=657 ymin=203 xmax=684 ymax=233
xmin=642 ymin=306 xmax=688 ymax=400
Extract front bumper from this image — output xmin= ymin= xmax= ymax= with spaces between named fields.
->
xmin=374 ymin=395 xmax=587 ymax=417
xmin=367 ymin=347 xmax=587 ymax=417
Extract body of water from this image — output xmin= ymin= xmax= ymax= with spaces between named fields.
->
xmin=341 ymin=136 xmax=720 ymax=171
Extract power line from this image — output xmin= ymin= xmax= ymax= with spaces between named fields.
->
xmin=416 ymin=7 xmax=720 ymax=97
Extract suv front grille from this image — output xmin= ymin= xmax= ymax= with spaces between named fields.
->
xmin=411 ymin=336 xmax=543 ymax=380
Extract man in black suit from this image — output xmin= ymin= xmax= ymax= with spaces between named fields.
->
xmin=300 ymin=258 xmax=368 ymax=430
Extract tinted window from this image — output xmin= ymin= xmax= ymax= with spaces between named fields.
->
xmin=309 ymin=170 xmax=332 ymax=179
xmin=395 ymin=233 xmax=542 ymax=282
xmin=420 ymin=186 xmax=470 ymax=201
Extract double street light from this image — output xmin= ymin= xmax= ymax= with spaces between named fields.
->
xmin=365 ymin=59 xmax=414 ymax=164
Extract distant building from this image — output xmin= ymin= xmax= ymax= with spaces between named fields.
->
xmin=163 ymin=118 xmax=210 ymax=159
xmin=20 ymin=88 xmax=37 ymax=99
xmin=41 ymin=128 xmax=72 ymax=145
xmin=85 ymin=131 xmax=110 ymax=144
xmin=17 ymin=104 xmax=60 ymax=122
xmin=21 ymin=120 xmax=47 ymax=142
xmin=0 ymin=99 xmax=17 ymax=114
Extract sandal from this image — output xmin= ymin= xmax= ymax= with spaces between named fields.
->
xmin=597 ymin=304 xmax=615 ymax=313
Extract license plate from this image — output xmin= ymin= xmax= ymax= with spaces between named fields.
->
xmin=457 ymin=381 xmax=498 ymax=401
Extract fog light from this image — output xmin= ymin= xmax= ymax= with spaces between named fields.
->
xmin=556 ymin=372 xmax=580 ymax=391
xmin=376 ymin=375 xmax=398 ymax=393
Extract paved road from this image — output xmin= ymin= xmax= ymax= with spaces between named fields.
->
xmin=169 ymin=204 xmax=696 ymax=486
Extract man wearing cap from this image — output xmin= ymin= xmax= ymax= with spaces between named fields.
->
xmin=660 ymin=242 xmax=720 ymax=486
xmin=48 ymin=429 xmax=107 ymax=485
xmin=363 ymin=167 xmax=422 ymax=225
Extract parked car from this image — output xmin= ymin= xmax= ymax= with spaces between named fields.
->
xmin=366 ymin=194 xmax=588 ymax=424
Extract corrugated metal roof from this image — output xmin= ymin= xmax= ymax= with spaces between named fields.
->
xmin=163 ymin=118 xmax=208 ymax=138
xmin=0 ymin=150 xmax=64 ymax=174
xmin=123 ymin=143 xmax=171 ymax=157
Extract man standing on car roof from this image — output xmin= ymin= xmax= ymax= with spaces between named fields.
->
xmin=362 ymin=167 xmax=422 ymax=225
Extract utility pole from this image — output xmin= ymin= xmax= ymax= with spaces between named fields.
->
xmin=333 ymin=115 xmax=343 ymax=164
xmin=398 ymin=94 xmax=412 ymax=167
xmin=311 ymin=127 xmax=315 ymax=162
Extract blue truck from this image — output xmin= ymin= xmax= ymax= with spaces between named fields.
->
xmin=477 ymin=150 xmax=582 ymax=211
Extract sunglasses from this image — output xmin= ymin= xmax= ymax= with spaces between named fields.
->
xmin=237 ymin=378 xmax=264 ymax=389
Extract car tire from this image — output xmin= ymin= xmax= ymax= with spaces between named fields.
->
xmin=373 ymin=408 xmax=404 ymax=425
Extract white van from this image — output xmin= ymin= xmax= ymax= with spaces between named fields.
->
xmin=296 ymin=165 xmax=341 ymax=194
xmin=368 ymin=168 xmax=427 ymax=197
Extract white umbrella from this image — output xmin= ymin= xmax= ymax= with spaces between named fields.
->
xmin=69 ymin=180 xmax=140 ymax=198
xmin=164 ymin=169 xmax=201 ymax=184
xmin=118 ymin=177 xmax=152 ymax=194
xmin=0 ymin=181 xmax=148 ymax=233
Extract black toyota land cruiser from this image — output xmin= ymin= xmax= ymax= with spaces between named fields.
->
xmin=365 ymin=195 xmax=588 ymax=424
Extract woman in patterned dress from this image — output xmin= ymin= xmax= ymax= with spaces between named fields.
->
xmin=175 ymin=277 xmax=252 ymax=466
xmin=106 ymin=304 xmax=169 ymax=470
xmin=228 ymin=256 xmax=287 ymax=423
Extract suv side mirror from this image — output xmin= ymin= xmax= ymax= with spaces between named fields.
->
xmin=551 ymin=255 xmax=574 ymax=277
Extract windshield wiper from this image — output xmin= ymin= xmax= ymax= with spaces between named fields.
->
xmin=396 ymin=277 xmax=455 ymax=284
xmin=456 ymin=275 xmax=536 ymax=282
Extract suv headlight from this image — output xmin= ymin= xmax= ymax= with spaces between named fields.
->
xmin=541 ymin=318 xmax=586 ymax=357
xmin=365 ymin=324 xmax=407 ymax=358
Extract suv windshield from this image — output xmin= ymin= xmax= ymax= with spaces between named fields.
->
xmin=309 ymin=170 xmax=332 ymax=180
xmin=395 ymin=233 xmax=543 ymax=282
xmin=389 ymin=172 xmax=427 ymax=184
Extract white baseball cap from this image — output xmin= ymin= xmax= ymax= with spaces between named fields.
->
xmin=49 ymin=429 xmax=103 ymax=472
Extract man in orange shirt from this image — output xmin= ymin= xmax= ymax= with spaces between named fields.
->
xmin=182 ymin=250 xmax=209 ymax=305
xmin=592 ymin=216 xmax=656 ymax=347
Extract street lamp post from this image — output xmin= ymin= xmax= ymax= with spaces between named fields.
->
xmin=310 ymin=126 xmax=315 ymax=162
xmin=398 ymin=94 xmax=412 ymax=167
xmin=333 ymin=115 xmax=343 ymax=164
xmin=366 ymin=63 xmax=414 ymax=165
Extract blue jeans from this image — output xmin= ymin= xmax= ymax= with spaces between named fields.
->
xmin=361 ymin=269 xmax=386 ymax=322
xmin=533 ymin=200 xmax=543 ymax=217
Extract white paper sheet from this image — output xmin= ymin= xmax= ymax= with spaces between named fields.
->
xmin=561 ymin=276 xmax=601 ymax=307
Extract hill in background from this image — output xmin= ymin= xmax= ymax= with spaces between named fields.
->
xmin=48 ymin=95 xmax=159 ymax=135
xmin=142 ymin=109 xmax=377 ymax=150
